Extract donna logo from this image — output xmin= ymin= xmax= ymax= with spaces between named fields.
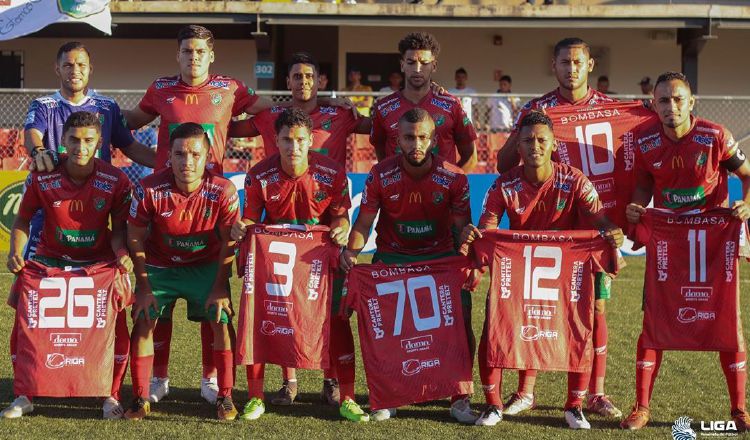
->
xmin=260 ymin=320 xmax=294 ymax=336
xmin=520 ymin=325 xmax=558 ymax=341
xmin=401 ymin=358 xmax=441 ymax=376
xmin=0 ymin=180 xmax=24 ymax=234
xmin=672 ymin=416 xmax=697 ymax=440
xmin=45 ymin=353 xmax=85 ymax=369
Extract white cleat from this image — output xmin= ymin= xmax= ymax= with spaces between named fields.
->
xmin=201 ymin=377 xmax=219 ymax=404
xmin=475 ymin=405 xmax=503 ymax=426
xmin=370 ymin=408 xmax=397 ymax=421
xmin=565 ymin=406 xmax=592 ymax=429
xmin=503 ymin=392 xmax=535 ymax=415
xmin=450 ymin=397 xmax=479 ymax=424
xmin=102 ymin=396 xmax=124 ymax=420
xmin=1 ymin=396 xmax=33 ymax=419
xmin=148 ymin=377 xmax=170 ymax=403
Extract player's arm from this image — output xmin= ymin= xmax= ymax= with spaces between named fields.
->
xmin=127 ymin=223 xmax=157 ymax=321
xmin=720 ymin=131 xmax=750 ymax=221
xmin=119 ymin=141 xmax=156 ymax=168
xmin=205 ymin=225 xmax=235 ymax=323
xmin=626 ymin=165 xmax=654 ymax=224
xmin=123 ymin=107 xmax=157 ymax=131
xmin=228 ymin=119 xmax=260 ymax=138
xmin=231 ymin=173 xmax=263 ymax=241
xmin=456 ymin=138 xmax=477 ymax=173
xmin=7 ymin=216 xmax=30 ymax=273
xmin=340 ymin=209 xmax=377 ymax=272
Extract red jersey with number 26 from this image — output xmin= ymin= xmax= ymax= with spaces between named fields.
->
xmin=235 ymin=225 xmax=338 ymax=369
xmin=471 ymin=230 xmax=621 ymax=372
xmin=634 ymin=208 xmax=748 ymax=351
xmin=343 ymin=256 xmax=474 ymax=410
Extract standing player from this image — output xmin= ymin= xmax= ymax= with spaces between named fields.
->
xmin=622 ymin=72 xmax=750 ymax=431
xmin=460 ymin=111 xmax=623 ymax=428
xmin=495 ymin=37 xmax=621 ymax=419
xmin=125 ymin=123 xmax=239 ymax=420
xmin=230 ymin=108 xmax=367 ymax=421
xmin=340 ymin=108 xmax=477 ymax=423
xmin=2 ymin=111 xmax=133 ymax=419
xmin=371 ymin=32 xmax=477 ymax=173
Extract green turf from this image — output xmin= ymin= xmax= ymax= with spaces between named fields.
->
xmin=1 ymin=256 xmax=748 ymax=439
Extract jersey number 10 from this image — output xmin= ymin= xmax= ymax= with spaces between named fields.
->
xmin=574 ymin=122 xmax=615 ymax=177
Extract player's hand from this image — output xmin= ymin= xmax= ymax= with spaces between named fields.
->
xmin=206 ymin=289 xmax=233 ymax=323
xmin=132 ymin=290 xmax=158 ymax=324
xmin=30 ymin=148 xmax=59 ymax=173
xmin=430 ymin=81 xmax=447 ymax=95
xmin=330 ymin=227 xmax=348 ymax=247
xmin=6 ymin=253 xmax=24 ymax=273
xmin=626 ymin=203 xmax=647 ymax=224
xmin=459 ymin=224 xmax=482 ymax=248
xmin=600 ymin=227 xmax=624 ymax=249
xmin=340 ymin=248 xmax=358 ymax=273
xmin=231 ymin=220 xmax=248 ymax=242
xmin=329 ymin=97 xmax=359 ymax=119
xmin=116 ymin=251 xmax=133 ymax=274
xmin=462 ymin=268 xmax=484 ymax=292
xmin=731 ymin=200 xmax=750 ymax=222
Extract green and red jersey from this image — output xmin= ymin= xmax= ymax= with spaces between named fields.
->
xmin=138 ymin=74 xmax=259 ymax=173
xmin=129 ymin=169 xmax=240 ymax=267
xmin=361 ymin=155 xmax=470 ymax=256
xmin=18 ymin=158 xmax=132 ymax=262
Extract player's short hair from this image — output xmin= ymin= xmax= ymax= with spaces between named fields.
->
xmin=169 ymin=122 xmax=210 ymax=150
xmin=177 ymin=25 xmax=214 ymax=48
xmin=288 ymin=52 xmax=319 ymax=75
xmin=500 ymin=75 xmax=512 ymax=83
xmin=398 ymin=32 xmax=441 ymax=58
xmin=56 ymin=42 xmax=90 ymax=63
xmin=655 ymin=71 xmax=692 ymax=92
xmin=63 ymin=111 xmax=101 ymax=135
xmin=275 ymin=108 xmax=313 ymax=134
xmin=598 ymin=75 xmax=609 ymax=82
xmin=519 ymin=110 xmax=553 ymax=131
xmin=455 ymin=67 xmax=467 ymax=76
xmin=399 ymin=108 xmax=433 ymax=126
xmin=553 ymin=37 xmax=590 ymax=58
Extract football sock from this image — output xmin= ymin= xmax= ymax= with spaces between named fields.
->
xmin=131 ymin=354 xmax=154 ymax=399
xmin=720 ymin=351 xmax=747 ymax=412
xmin=246 ymin=364 xmax=266 ymax=399
xmin=635 ymin=335 xmax=659 ymax=408
xmin=282 ymin=367 xmax=296 ymax=381
xmin=213 ymin=350 xmax=234 ymax=399
xmin=589 ymin=311 xmax=608 ymax=395
xmin=201 ymin=321 xmax=217 ymax=378
xmin=518 ymin=369 xmax=537 ymax=396
xmin=565 ymin=372 xmax=590 ymax=409
xmin=111 ymin=311 xmax=130 ymax=401
xmin=152 ymin=319 xmax=172 ymax=378
xmin=478 ymin=331 xmax=503 ymax=407
xmin=331 ymin=314 xmax=356 ymax=400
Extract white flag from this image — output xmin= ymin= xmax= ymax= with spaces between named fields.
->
xmin=0 ymin=0 xmax=111 ymax=41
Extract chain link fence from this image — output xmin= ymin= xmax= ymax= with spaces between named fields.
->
xmin=1 ymin=89 xmax=748 ymax=184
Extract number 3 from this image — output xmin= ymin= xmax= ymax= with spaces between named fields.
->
xmin=266 ymin=241 xmax=296 ymax=297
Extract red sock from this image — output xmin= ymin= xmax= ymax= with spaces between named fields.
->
xmin=589 ymin=311 xmax=608 ymax=395
xmin=213 ymin=350 xmax=234 ymax=399
xmin=131 ymin=354 xmax=154 ymax=399
xmin=720 ymin=351 xmax=747 ymax=412
xmin=201 ymin=321 xmax=217 ymax=378
xmin=635 ymin=334 xmax=660 ymax=408
xmin=282 ymin=367 xmax=296 ymax=381
xmin=111 ymin=311 xmax=130 ymax=401
xmin=519 ymin=369 xmax=537 ymax=395
xmin=478 ymin=329 xmax=503 ymax=407
xmin=649 ymin=349 xmax=663 ymax=402
xmin=330 ymin=315 xmax=356 ymax=401
xmin=246 ymin=364 xmax=266 ymax=399
xmin=565 ymin=372 xmax=590 ymax=409
xmin=152 ymin=319 xmax=172 ymax=378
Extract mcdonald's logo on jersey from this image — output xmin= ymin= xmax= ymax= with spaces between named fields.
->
xmin=184 ymin=94 xmax=199 ymax=105
xmin=179 ymin=210 xmax=194 ymax=221
xmin=536 ymin=200 xmax=546 ymax=212
xmin=671 ymin=156 xmax=685 ymax=169
xmin=408 ymin=192 xmax=422 ymax=204
xmin=69 ymin=200 xmax=84 ymax=213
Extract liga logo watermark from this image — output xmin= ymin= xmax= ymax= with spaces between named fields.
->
xmin=672 ymin=416 xmax=739 ymax=439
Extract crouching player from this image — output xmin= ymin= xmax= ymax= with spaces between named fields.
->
xmin=3 ymin=111 xmax=133 ymax=419
xmin=125 ymin=123 xmax=239 ymax=420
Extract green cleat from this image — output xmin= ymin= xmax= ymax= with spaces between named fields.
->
xmin=340 ymin=398 xmax=370 ymax=422
xmin=239 ymin=397 xmax=266 ymax=421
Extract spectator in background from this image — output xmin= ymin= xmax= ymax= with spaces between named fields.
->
xmin=319 ymin=72 xmax=330 ymax=91
xmin=379 ymin=72 xmax=403 ymax=93
xmin=638 ymin=76 xmax=654 ymax=108
xmin=448 ymin=67 xmax=477 ymax=122
xmin=344 ymin=68 xmax=373 ymax=117
xmin=597 ymin=75 xmax=616 ymax=94
xmin=486 ymin=75 xmax=520 ymax=132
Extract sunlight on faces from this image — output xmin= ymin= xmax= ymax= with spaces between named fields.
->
xmin=518 ymin=123 xmax=556 ymax=168
xmin=63 ymin=126 xmax=101 ymax=167
xmin=398 ymin=118 xmax=435 ymax=167
xmin=552 ymin=46 xmax=594 ymax=92
xmin=401 ymin=49 xmax=436 ymax=89
xmin=654 ymin=79 xmax=695 ymax=129
xmin=287 ymin=63 xmax=318 ymax=102
xmin=56 ymin=49 xmax=91 ymax=95
xmin=177 ymin=38 xmax=214 ymax=81
xmin=170 ymin=136 xmax=209 ymax=187
xmin=277 ymin=125 xmax=313 ymax=169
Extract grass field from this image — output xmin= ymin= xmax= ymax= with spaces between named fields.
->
xmin=1 ymin=255 xmax=748 ymax=440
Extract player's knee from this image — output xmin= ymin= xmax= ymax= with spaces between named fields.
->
xmin=594 ymin=299 xmax=606 ymax=315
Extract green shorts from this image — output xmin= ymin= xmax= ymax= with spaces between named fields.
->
xmin=140 ymin=262 xmax=230 ymax=324
xmin=331 ymin=271 xmax=345 ymax=313
xmin=372 ymin=251 xmax=472 ymax=308
xmin=595 ymin=272 xmax=612 ymax=300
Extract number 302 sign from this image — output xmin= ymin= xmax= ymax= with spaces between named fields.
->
xmin=254 ymin=62 xmax=275 ymax=80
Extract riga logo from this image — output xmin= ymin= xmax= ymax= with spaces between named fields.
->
xmin=401 ymin=358 xmax=441 ymax=376
xmin=520 ymin=325 xmax=558 ymax=341
xmin=45 ymin=353 xmax=85 ymax=369
xmin=677 ymin=307 xmax=716 ymax=324
xmin=260 ymin=320 xmax=294 ymax=336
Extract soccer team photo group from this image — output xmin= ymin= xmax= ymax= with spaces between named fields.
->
xmin=1 ymin=6 xmax=750 ymax=438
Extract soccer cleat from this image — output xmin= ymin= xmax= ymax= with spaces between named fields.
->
xmin=123 ymin=397 xmax=150 ymax=420
xmin=216 ymin=396 xmax=238 ymax=421
xmin=102 ymin=396 xmax=124 ymax=420
xmin=586 ymin=394 xmax=623 ymax=418
xmin=270 ymin=380 xmax=298 ymax=406
xmin=201 ymin=377 xmax=219 ymax=405
xmin=731 ymin=409 xmax=750 ymax=432
xmin=339 ymin=398 xmax=369 ymax=422
xmin=450 ymin=397 xmax=479 ymax=424
xmin=475 ymin=405 xmax=503 ymax=426
xmin=148 ymin=377 xmax=170 ymax=403
xmin=503 ymin=392 xmax=536 ymax=415
xmin=620 ymin=404 xmax=650 ymax=430
xmin=321 ymin=379 xmax=341 ymax=407
xmin=565 ymin=406 xmax=591 ymax=429
xmin=239 ymin=397 xmax=265 ymax=421
xmin=370 ymin=408 xmax=397 ymax=421
xmin=0 ymin=396 xmax=33 ymax=419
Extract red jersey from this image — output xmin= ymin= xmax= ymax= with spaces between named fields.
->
xmin=138 ymin=74 xmax=259 ymax=173
xmin=235 ymin=225 xmax=338 ymax=369
xmin=128 ymin=169 xmax=239 ymax=267
xmin=11 ymin=260 xmax=131 ymax=397
xmin=361 ymin=155 xmax=470 ymax=256
xmin=18 ymin=159 xmax=131 ymax=263
xmin=546 ymin=102 xmax=656 ymax=229
xmin=472 ymin=229 xmax=621 ymax=372
xmin=515 ymin=87 xmax=614 ymax=127
xmin=634 ymin=209 xmax=748 ymax=351
xmin=370 ymin=90 xmax=477 ymax=163
xmin=250 ymin=105 xmax=359 ymax=166
xmin=343 ymin=256 xmax=474 ymax=410
xmin=634 ymin=117 xmax=741 ymax=212
xmin=478 ymin=162 xmax=604 ymax=230
xmin=243 ymin=152 xmax=350 ymax=226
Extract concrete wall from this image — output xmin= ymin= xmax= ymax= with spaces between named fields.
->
xmin=0 ymin=38 xmax=257 ymax=90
